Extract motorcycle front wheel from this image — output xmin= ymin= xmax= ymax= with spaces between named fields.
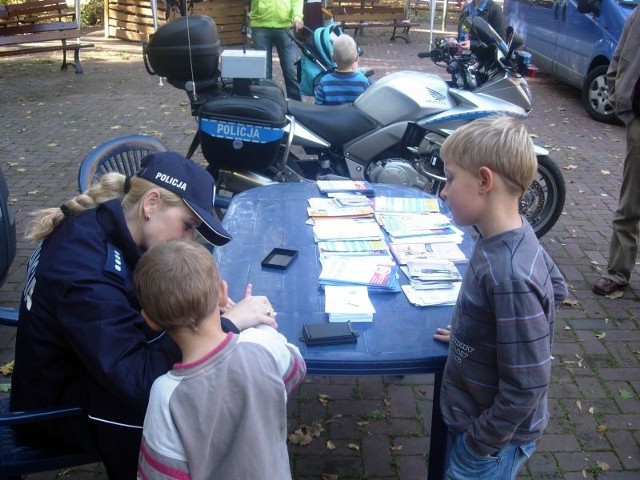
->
xmin=520 ymin=155 xmax=566 ymax=238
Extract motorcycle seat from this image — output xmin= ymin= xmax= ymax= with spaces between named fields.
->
xmin=286 ymin=100 xmax=378 ymax=147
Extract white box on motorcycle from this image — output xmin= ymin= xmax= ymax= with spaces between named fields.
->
xmin=144 ymin=15 xmax=221 ymax=89
xmin=220 ymin=50 xmax=267 ymax=79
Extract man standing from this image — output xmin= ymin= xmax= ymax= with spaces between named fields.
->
xmin=593 ymin=7 xmax=640 ymax=296
xmin=249 ymin=0 xmax=304 ymax=101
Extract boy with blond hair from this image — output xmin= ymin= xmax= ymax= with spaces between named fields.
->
xmin=433 ymin=116 xmax=567 ymax=479
xmin=135 ymin=239 xmax=306 ymax=479
xmin=315 ymin=33 xmax=372 ymax=105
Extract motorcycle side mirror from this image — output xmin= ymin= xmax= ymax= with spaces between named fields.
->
xmin=505 ymin=26 xmax=524 ymax=62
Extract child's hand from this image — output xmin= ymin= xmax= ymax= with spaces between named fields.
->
xmin=433 ymin=325 xmax=452 ymax=344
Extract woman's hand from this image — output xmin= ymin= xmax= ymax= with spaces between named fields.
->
xmin=433 ymin=325 xmax=452 ymax=344
xmin=222 ymin=284 xmax=278 ymax=331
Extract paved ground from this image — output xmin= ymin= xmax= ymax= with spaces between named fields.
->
xmin=0 ymin=22 xmax=639 ymax=480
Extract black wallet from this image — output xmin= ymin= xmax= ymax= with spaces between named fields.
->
xmin=300 ymin=322 xmax=359 ymax=346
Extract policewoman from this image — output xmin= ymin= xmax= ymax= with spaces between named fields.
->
xmin=10 ymin=152 xmax=277 ymax=479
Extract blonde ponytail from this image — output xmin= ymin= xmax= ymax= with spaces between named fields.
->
xmin=26 ymin=173 xmax=126 ymax=242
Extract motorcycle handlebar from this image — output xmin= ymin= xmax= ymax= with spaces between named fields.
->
xmin=417 ymin=51 xmax=431 ymax=58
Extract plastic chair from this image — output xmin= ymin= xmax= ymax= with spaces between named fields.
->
xmin=0 ymin=401 xmax=101 ymax=480
xmin=1 ymin=299 xmax=100 ymax=479
xmin=77 ymin=134 xmax=170 ymax=193
xmin=77 ymin=134 xmax=232 ymax=209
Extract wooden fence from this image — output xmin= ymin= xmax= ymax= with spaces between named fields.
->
xmin=105 ymin=0 xmax=467 ymax=45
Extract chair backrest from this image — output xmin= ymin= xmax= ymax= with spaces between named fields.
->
xmin=77 ymin=135 xmax=170 ymax=193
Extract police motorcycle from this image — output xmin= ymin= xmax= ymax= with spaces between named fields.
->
xmin=144 ymin=15 xmax=565 ymax=238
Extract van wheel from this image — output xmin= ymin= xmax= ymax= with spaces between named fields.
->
xmin=581 ymin=65 xmax=619 ymax=125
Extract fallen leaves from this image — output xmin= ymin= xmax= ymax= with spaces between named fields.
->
xmin=0 ymin=360 xmax=14 ymax=376
xmin=318 ymin=394 xmax=331 ymax=406
xmin=562 ymin=299 xmax=579 ymax=307
xmin=288 ymin=421 xmax=324 ymax=446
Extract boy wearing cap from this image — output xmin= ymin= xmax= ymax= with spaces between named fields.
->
xmin=135 ymin=239 xmax=306 ymax=479
xmin=10 ymin=152 xmax=278 ymax=479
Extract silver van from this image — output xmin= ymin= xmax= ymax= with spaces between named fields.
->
xmin=504 ymin=0 xmax=638 ymax=124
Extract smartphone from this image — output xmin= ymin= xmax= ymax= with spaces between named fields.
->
xmin=300 ymin=322 xmax=359 ymax=346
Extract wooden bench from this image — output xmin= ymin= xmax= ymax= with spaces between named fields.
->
xmin=0 ymin=0 xmax=94 ymax=73
xmin=330 ymin=6 xmax=419 ymax=44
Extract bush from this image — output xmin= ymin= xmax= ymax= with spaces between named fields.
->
xmin=80 ymin=0 xmax=103 ymax=27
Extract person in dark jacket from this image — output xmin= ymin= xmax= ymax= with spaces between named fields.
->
xmin=10 ymin=151 xmax=278 ymax=479
xmin=457 ymin=0 xmax=507 ymax=50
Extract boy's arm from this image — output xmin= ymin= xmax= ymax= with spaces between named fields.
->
xmin=239 ymin=324 xmax=306 ymax=393
xmin=466 ymin=281 xmax=554 ymax=457
xmin=548 ymin=257 xmax=568 ymax=305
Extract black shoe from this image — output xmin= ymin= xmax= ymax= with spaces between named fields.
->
xmin=593 ymin=277 xmax=624 ymax=296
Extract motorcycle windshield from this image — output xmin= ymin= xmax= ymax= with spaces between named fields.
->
xmin=469 ymin=17 xmax=508 ymax=57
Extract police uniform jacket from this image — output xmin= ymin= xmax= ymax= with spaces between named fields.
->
xmin=10 ymin=199 xmax=237 ymax=428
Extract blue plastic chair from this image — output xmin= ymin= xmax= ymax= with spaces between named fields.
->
xmin=1 ymin=305 xmax=100 ymax=480
xmin=77 ymin=134 xmax=170 ymax=193
xmin=0 ymin=401 xmax=101 ymax=480
xmin=77 ymin=135 xmax=231 ymax=209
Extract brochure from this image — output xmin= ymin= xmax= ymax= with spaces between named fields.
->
xmin=373 ymin=196 xmax=440 ymax=213
xmin=317 ymin=180 xmax=375 ymax=196
xmin=390 ymin=242 xmax=467 ymax=264
xmin=401 ymin=282 xmax=462 ymax=307
xmin=319 ymin=256 xmax=401 ymax=292
xmin=317 ymin=239 xmax=392 ymax=258
xmin=324 ymin=285 xmax=376 ymax=322
xmin=406 ymin=259 xmax=462 ymax=281
xmin=307 ymin=197 xmax=374 ymax=218
xmin=312 ymin=218 xmax=385 ymax=241
xmin=376 ymin=212 xmax=453 ymax=238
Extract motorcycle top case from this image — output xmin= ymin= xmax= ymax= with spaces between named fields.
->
xmin=199 ymin=94 xmax=287 ymax=172
xmin=145 ymin=15 xmax=221 ymax=87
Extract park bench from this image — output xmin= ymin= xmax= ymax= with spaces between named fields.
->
xmin=0 ymin=0 xmax=94 ymax=73
xmin=330 ymin=5 xmax=419 ymax=44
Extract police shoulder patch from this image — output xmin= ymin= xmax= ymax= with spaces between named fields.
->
xmin=105 ymin=243 xmax=127 ymax=277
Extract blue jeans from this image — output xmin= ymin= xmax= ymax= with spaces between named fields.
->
xmin=445 ymin=431 xmax=536 ymax=480
xmin=251 ymin=27 xmax=301 ymax=100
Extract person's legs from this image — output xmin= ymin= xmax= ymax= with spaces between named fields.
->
xmin=603 ymin=118 xmax=640 ymax=285
xmin=251 ymin=27 xmax=273 ymax=79
xmin=91 ymin=421 xmax=143 ymax=480
xmin=272 ymin=28 xmax=302 ymax=100
xmin=444 ymin=432 xmax=535 ymax=480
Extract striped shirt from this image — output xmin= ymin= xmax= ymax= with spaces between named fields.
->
xmin=315 ymin=70 xmax=372 ymax=105
xmin=440 ymin=220 xmax=567 ymax=457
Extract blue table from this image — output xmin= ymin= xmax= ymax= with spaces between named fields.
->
xmin=215 ymin=182 xmax=473 ymax=480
